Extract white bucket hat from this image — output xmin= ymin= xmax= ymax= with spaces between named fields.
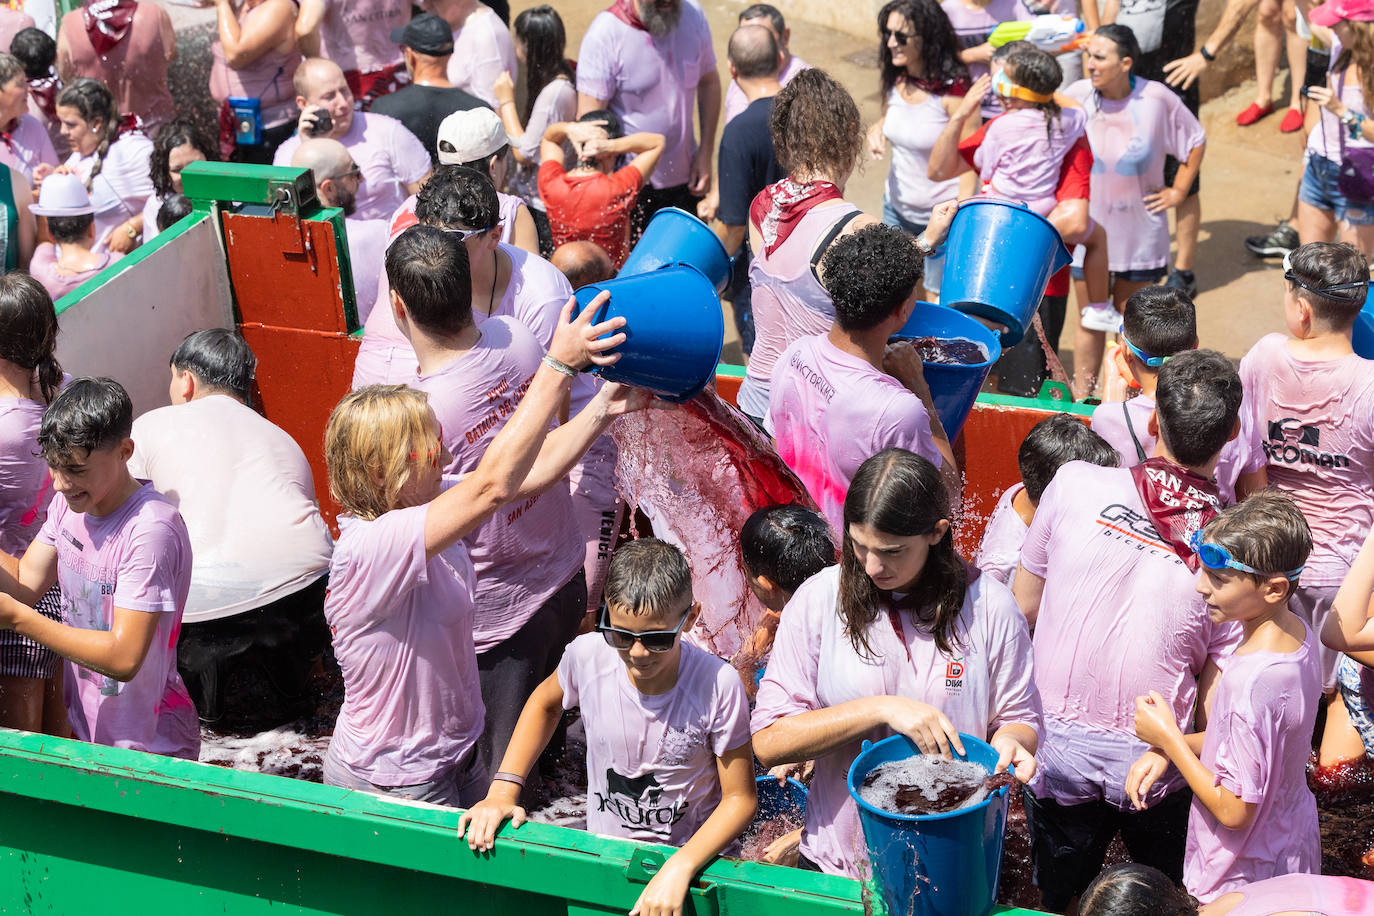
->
xmin=31 ymin=173 xmax=96 ymax=217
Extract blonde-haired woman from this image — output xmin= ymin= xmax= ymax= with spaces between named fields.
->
xmin=320 ymin=294 xmax=645 ymax=805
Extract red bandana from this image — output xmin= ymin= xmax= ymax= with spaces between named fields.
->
xmin=905 ymin=74 xmax=971 ymax=97
xmin=608 ymin=0 xmax=647 ymax=31
xmin=749 ymin=178 xmax=843 ymax=257
xmin=115 ymin=112 xmax=144 ymax=139
xmin=83 ymin=0 xmax=137 ymax=56
xmin=1130 ymin=457 xmax=1223 ymax=571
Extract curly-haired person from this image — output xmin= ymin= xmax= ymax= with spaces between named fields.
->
xmin=766 ymin=222 xmax=959 ymax=533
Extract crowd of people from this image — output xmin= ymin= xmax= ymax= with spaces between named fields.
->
xmin=1 ymin=0 xmax=1374 ymax=914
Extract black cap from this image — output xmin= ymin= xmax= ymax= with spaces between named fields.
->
xmin=391 ymin=13 xmax=455 ymax=55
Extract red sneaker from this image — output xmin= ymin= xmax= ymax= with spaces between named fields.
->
xmin=1236 ymin=101 xmax=1274 ymax=126
xmin=1279 ymin=107 xmax=1304 ymax=132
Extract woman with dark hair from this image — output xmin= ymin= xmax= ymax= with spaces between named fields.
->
xmin=493 ymin=5 xmax=576 ymax=255
xmin=1079 ymin=862 xmax=1374 ymax=916
xmin=866 ymin=0 xmax=975 ymax=299
xmin=0 ymin=272 xmax=67 ymax=736
xmin=141 ymin=119 xmax=217 ymax=244
xmin=751 ymin=448 xmax=1040 ymax=877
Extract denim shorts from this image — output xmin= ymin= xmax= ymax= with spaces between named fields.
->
xmin=882 ymin=196 xmax=945 ymax=294
xmin=1299 ymin=152 xmax=1374 ymax=227
xmin=1069 ymin=265 xmax=1168 ymax=284
xmin=1337 ymin=655 xmax=1374 ymax=758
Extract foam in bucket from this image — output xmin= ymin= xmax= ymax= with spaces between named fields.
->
xmin=858 ymin=756 xmax=990 ymax=816
xmin=891 ymin=302 xmax=1002 ymax=438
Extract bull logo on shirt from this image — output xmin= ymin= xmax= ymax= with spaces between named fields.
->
xmin=594 ymin=767 xmax=689 ymax=829
xmin=1264 ymin=417 xmax=1349 ymax=469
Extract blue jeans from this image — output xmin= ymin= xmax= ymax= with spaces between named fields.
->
xmin=882 ymin=196 xmax=944 ymax=295
xmin=1299 ymin=152 xmax=1374 ymax=226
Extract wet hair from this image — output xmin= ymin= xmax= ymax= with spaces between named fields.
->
xmin=456 ymin=145 xmax=511 ymax=181
xmin=1017 ymin=413 xmax=1119 ymax=503
xmin=149 ymin=118 xmax=216 ymax=199
xmin=729 ymin=24 xmax=780 ymax=79
xmin=1004 ymin=46 xmax=1063 ymax=139
xmin=739 ymin=3 xmax=785 ymax=33
xmin=157 ymin=193 xmax=192 ymax=232
xmin=513 ymin=6 xmax=574 ymax=125
xmin=1334 ymin=20 xmax=1374 ymax=118
xmin=46 ymin=213 xmax=94 ymax=245
xmin=37 ymin=377 xmax=132 ymax=464
xmin=1286 ymin=241 xmax=1369 ymax=326
xmin=171 ymin=328 xmax=256 ymax=402
xmin=841 ymin=449 xmax=965 ymax=657
xmin=579 ymin=107 xmax=623 ymax=139
xmin=877 ymin=0 xmax=969 ymax=101
xmin=326 ymin=384 xmax=435 ymax=520
xmin=10 ymin=28 xmax=55 ymax=81
xmin=415 ymin=164 xmax=500 ymax=232
xmin=990 ymin=38 xmax=1031 ymax=64
xmin=771 ymin=68 xmax=863 ymax=183
xmin=1122 ymin=286 xmax=1197 ymax=361
xmin=385 ymin=224 xmax=473 ymax=336
xmin=1094 ymin=24 xmax=1142 ymax=72
xmin=1201 ymin=490 xmax=1312 ymax=594
xmin=0 ymin=272 xmax=62 ymax=403
xmin=741 ymin=505 xmax=836 ymax=594
xmin=1154 ymin=349 xmax=1243 ymax=469
xmin=57 ymin=79 xmax=119 ymax=190
xmin=821 ymin=224 xmax=923 ymax=331
xmin=0 ymin=52 xmax=24 ymax=89
xmin=603 ymin=537 xmax=694 ymax=618
xmin=1079 ymin=864 xmax=1199 ymax=916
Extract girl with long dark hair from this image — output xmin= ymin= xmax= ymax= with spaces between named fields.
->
xmin=142 ymin=119 xmax=217 ymax=244
xmin=752 ymin=448 xmax=1041 ymax=877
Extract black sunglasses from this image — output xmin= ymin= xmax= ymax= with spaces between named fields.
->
xmin=883 ymin=27 xmax=916 ymax=44
xmin=596 ymin=603 xmax=695 ymax=653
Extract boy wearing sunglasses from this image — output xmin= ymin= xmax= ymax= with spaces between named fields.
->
xmin=459 ymin=538 xmax=756 ymax=916
xmin=1129 ymin=491 xmax=1321 ymax=901
xmin=1090 ymin=285 xmax=1267 ymax=504
xmin=1238 ymin=241 xmax=1374 ymax=709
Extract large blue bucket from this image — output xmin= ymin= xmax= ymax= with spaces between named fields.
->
xmin=1354 ymin=302 xmax=1374 ymax=359
xmin=574 ymin=263 xmax=725 ymax=402
xmin=940 ymin=199 xmax=1072 ymax=347
xmin=891 ymin=302 xmax=1002 ymax=439
xmin=754 ymin=775 xmax=808 ymax=825
xmin=847 ymin=734 xmax=1011 ymax=916
xmin=618 ymin=207 xmax=732 ymax=292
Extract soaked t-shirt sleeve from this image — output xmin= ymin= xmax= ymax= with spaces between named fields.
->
xmin=877 ymin=393 xmax=941 ymax=467
xmin=709 ymin=660 xmax=752 ymax=755
xmin=1210 ymin=702 xmax=1269 ymax=805
xmin=980 ymin=581 xmax=1043 ymax=740
xmin=385 ymin=116 xmax=432 ymax=185
xmin=576 ymin=17 xmax=618 ymax=103
xmin=113 ymin=516 xmax=187 ymax=614
xmin=334 ymin=505 xmax=431 ymax=625
xmin=556 ymin=632 xmax=589 ymax=710
xmin=1020 ymin=469 xmax=1066 ymax=579
xmin=1163 ymin=90 xmax=1206 ymax=163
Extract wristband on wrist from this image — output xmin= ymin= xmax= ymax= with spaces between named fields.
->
xmin=1198 ymin=45 xmax=1215 ymax=62
xmin=542 ymin=354 xmax=578 ymax=377
xmin=493 ymin=771 xmax=526 ymax=789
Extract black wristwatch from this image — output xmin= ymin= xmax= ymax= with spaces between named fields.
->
xmin=1199 ymin=45 xmax=1215 ymax=62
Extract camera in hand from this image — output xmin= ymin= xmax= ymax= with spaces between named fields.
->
xmin=309 ymin=110 xmax=333 ymax=137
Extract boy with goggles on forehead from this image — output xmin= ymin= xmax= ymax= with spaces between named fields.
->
xmin=1091 ymin=285 xmax=1267 ymax=504
xmin=1238 ymin=241 xmax=1374 ymax=727
xmin=1129 ymin=491 xmax=1321 ymax=901
xmin=460 ymin=538 xmax=756 ymax=916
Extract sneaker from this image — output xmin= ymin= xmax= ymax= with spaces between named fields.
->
xmin=1244 ymin=219 xmax=1299 ymax=258
xmin=1079 ymin=303 xmax=1121 ymax=333
xmin=1165 ymin=268 xmax=1198 ymax=298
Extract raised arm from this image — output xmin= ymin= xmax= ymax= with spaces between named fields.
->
xmin=216 ymin=0 xmax=295 ymax=68
xmin=294 ymin=0 xmax=324 ymax=57
xmin=1324 ymin=527 xmax=1374 ymax=666
xmin=928 ymin=75 xmax=989 ymax=182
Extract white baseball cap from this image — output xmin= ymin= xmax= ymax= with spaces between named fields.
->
xmin=30 ymin=172 xmax=95 ymax=217
xmin=436 ymin=108 xmax=511 ymax=165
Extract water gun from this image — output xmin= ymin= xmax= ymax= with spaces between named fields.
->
xmin=989 ymin=15 xmax=1089 ymax=54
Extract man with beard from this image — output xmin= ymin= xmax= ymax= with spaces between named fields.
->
xmin=292 ymin=138 xmax=389 ymax=321
xmin=575 ymin=0 xmax=720 ymax=235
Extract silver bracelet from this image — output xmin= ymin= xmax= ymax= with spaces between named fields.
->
xmin=542 ymin=354 xmax=578 ymax=377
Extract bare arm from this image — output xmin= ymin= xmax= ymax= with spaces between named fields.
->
xmin=12 ymin=168 xmax=33 ymax=268
xmin=0 ymin=540 xmax=58 ymax=608
xmin=1012 ymin=564 xmax=1045 ymax=627
xmin=928 ymin=77 xmax=988 ymax=182
xmin=1100 ymin=0 xmax=1120 ymax=23
xmin=510 ymin=204 xmax=539 ymax=255
xmin=1162 ymin=0 xmax=1258 ymax=89
xmin=1194 ymin=657 xmax=1222 ymax=731
xmin=1137 ymin=692 xmax=1256 ymax=830
xmin=56 ymin=28 xmax=73 ymax=84
xmin=1233 ymin=466 xmax=1268 ymax=502
xmin=215 ymin=0 xmax=295 ymax=68
xmin=0 ymin=598 xmax=162 ymax=682
xmin=403 ymin=170 xmax=432 ymax=198
xmin=689 ymin=69 xmax=722 ymax=195
xmin=511 ymin=383 xmax=652 ymax=500
xmin=294 ymin=0 xmax=325 ymax=57
xmin=753 ymin=694 xmax=966 ymax=768
xmin=618 ymin=131 xmax=666 ymax=183
xmin=577 ymin=92 xmax=608 ymax=118
xmin=1323 ymin=527 xmax=1374 ymax=666
xmin=1143 ymin=142 xmax=1205 ymax=215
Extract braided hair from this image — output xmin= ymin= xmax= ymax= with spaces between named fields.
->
xmin=57 ymin=78 xmax=119 ymax=191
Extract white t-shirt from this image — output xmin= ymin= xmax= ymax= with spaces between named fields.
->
xmin=129 ymin=395 xmax=334 ymax=623
xmin=66 ymin=131 xmax=155 ymax=252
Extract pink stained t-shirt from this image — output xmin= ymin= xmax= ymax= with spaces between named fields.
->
xmin=343 ymin=216 xmax=388 ymax=323
xmin=411 ymin=316 xmax=584 ymax=652
xmin=0 ymin=113 xmax=58 ymax=182
xmin=1020 ymin=461 xmax=1241 ymax=807
xmin=446 ymin=3 xmax=517 ymax=108
xmin=1183 ymin=624 xmax=1322 ymax=903
xmin=1090 ymin=392 xmax=1265 ymax=505
xmin=558 ymin=632 xmax=751 ymax=845
xmin=1063 ymin=77 xmax=1206 ymax=273
xmin=723 ymin=54 xmax=808 ymax=126
xmin=273 ymin=111 xmax=431 ymax=221
xmin=1240 ymin=334 xmax=1374 ymax=586
xmin=767 ymin=333 xmax=943 ymax=534
xmin=974 ymin=106 xmax=1087 ymax=216
xmin=752 ymin=564 xmax=1041 ymax=878
xmin=58 ymin=3 xmax=176 ymax=130
xmin=975 ymin=483 xmax=1027 ymax=588
xmin=27 ymin=244 xmax=121 ymax=303
xmin=1217 ymin=874 xmax=1374 ymax=916
xmin=325 ymin=500 xmax=483 ymax=786
xmin=0 ymin=397 xmax=50 ymax=557
xmin=38 ymin=483 xmax=200 ymax=759
xmin=576 ymin=3 xmax=717 ymax=190
xmin=318 ymin=0 xmax=409 ymax=75
xmin=737 ymin=201 xmax=860 ymax=420
xmin=66 ymin=132 xmax=155 ymax=253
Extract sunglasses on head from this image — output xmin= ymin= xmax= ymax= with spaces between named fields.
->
xmin=1121 ymin=335 xmax=1168 ymax=368
xmin=1282 ymin=250 xmax=1369 ymax=302
xmin=596 ymin=603 xmax=695 ymax=652
xmin=1188 ymin=531 xmax=1305 ymax=581
xmin=446 ymin=222 xmax=504 ymax=241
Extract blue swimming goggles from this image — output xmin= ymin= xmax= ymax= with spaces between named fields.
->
xmin=1187 ymin=530 xmax=1305 ymax=581
xmin=1120 ymin=335 xmax=1168 ymax=368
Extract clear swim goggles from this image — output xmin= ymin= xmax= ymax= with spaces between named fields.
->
xmin=1188 ymin=530 xmax=1305 ymax=581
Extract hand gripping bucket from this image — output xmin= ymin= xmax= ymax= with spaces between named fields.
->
xmin=618 ymin=207 xmax=732 ymax=292
xmin=939 ymin=199 xmax=1072 ymax=347
xmin=573 ymin=262 xmax=725 ymax=402
xmin=847 ymin=734 xmax=1012 ymax=916
xmin=891 ymin=302 xmax=1002 ymax=439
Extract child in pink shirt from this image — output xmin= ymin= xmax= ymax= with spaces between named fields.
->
xmin=0 ymin=377 xmax=199 ymax=758
xmin=459 ymin=539 xmax=756 ymax=916
xmin=1130 ymin=492 xmax=1321 ymax=902
xmin=976 ymin=412 xmax=1118 ymax=587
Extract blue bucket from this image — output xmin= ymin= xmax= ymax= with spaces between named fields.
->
xmin=940 ymin=199 xmax=1072 ymax=347
xmin=847 ymin=734 xmax=1011 ymax=916
xmin=574 ymin=263 xmax=725 ymax=403
xmin=754 ymin=775 xmax=808 ymax=825
xmin=891 ymin=302 xmax=1002 ymax=439
xmin=1354 ymin=303 xmax=1374 ymax=359
xmin=618 ymin=207 xmax=732 ymax=292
